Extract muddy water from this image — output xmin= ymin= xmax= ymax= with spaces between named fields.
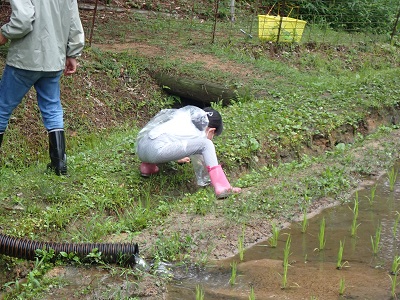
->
xmin=167 ymin=174 xmax=400 ymax=300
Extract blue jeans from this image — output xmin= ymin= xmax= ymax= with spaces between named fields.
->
xmin=0 ymin=65 xmax=64 ymax=132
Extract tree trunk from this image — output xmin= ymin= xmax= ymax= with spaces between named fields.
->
xmin=152 ymin=72 xmax=241 ymax=106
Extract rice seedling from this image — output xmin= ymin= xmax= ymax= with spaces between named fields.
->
xmin=229 ymin=261 xmax=237 ymax=286
xmin=281 ymin=234 xmax=291 ymax=289
xmin=350 ymin=193 xmax=360 ymax=237
xmin=339 ymin=277 xmax=346 ymax=296
xmin=336 ymin=239 xmax=348 ymax=269
xmin=318 ymin=217 xmax=326 ymax=251
xmin=393 ymin=212 xmax=400 ymax=239
xmin=388 ymin=166 xmax=398 ymax=192
xmin=371 ymin=222 xmax=382 ymax=256
xmin=238 ymin=227 xmax=245 ymax=261
xmin=389 ymin=273 xmax=399 ymax=299
xmin=196 ymin=285 xmax=204 ymax=300
xmin=269 ymin=222 xmax=280 ymax=248
xmin=249 ymin=285 xmax=255 ymax=300
xmin=301 ymin=210 xmax=308 ymax=233
xmin=366 ymin=183 xmax=377 ymax=205
xmin=391 ymin=255 xmax=400 ymax=275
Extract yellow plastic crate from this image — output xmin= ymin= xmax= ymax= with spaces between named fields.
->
xmin=258 ymin=15 xmax=307 ymax=42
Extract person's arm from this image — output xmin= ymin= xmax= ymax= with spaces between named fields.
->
xmin=1 ymin=0 xmax=34 ymax=40
xmin=66 ymin=0 xmax=85 ymax=59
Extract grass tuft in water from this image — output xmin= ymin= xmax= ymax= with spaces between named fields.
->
xmin=388 ymin=166 xmax=398 ymax=192
xmin=336 ymin=239 xmax=348 ymax=270
xmin=350 ymin=192 xmax=360 ymax=237
xmin=371 ymin=222 xmax=382 ymax=256
xmin=281 ymin=234 xmax=291 ymax=289
xmin=269 ymin=222 xmax=280 ymax=248
xmin=249 ymin=285 xmax=255 ymax=300
xmin=318 ymin=217 xmax=326 ymax=251
xmin=389 ymin=273 xmax=399 ymax=299
xmin=229 ymin=261 xmax=237 ymax=286
xmin=301 ymin=210 xmax=308 ymax=233
xmin=393 ymin=212 xmax=400 ymax=239
xmin=391 ymin=256 xmax=400 ymax=276
xmin=366 ymin=183 xmax=377 ymax=205
xmin=195 ymin=285 xmax=205 ymax=300
xmin=238 ymin=226 xmax=245 ymax=261
xmin=339 ymin=277 xmax=346 ymax=296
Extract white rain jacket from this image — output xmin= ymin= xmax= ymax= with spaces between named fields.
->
xmin=136 ymin=106 xmax=209 ymax=147
xmin=1 ymin=0 xmax=85 ymax=71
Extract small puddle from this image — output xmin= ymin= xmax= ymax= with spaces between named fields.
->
xmin=167 ymin=171 xmax=400 ymax=299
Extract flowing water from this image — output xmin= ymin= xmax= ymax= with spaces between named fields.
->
xmin=167 ymin=172 xmax=400 ymax=299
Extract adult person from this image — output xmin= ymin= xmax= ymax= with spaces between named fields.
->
xmin=136 ymin=105 xmax=241 ymax=198
xmin=0 ymin=0 xmax=85 ymax=175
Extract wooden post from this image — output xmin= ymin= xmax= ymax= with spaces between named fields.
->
xmin=211 ymin=0 xmax=220 ymax=44
xmin=89 ymin=0 xmax=99 ymax=47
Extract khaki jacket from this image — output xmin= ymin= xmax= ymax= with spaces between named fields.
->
xmin=1 ymin=0 xmax=85 ymax=71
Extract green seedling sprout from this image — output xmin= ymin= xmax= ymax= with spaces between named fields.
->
xmin=229 ymin=261 xmax=237 ymax=286
xmin=350 ymin=193 xmax=360 ymax=237
xmin=336 ymin=239 xmax=348 ymax=269
xmin=394 ymin=212 xmax=400 ymax=239
xmin=281 ymin=234 xmax=291 ymax=289
xmin=318 ymin=217 xmax=326 ymax=250
xmin=389 ymin=273 xmax=399 ymax=299
xmin=366 ymin=183 xmax=377 ymax=205
xmin=339 ymin=277 xmax=346 ymax=296
xmin=371 ymin=222 xmax=382 ymax=256
xmin=269 ymin=222 xmax=280 ymax=248
xmin=301 ymin=210 xmax=308 ymax=233
xmin=249 ymin=285 xmax=255 ymax=300
xmin=391 ymin=255 xmax=400 ymax=275
xmin=196 ymin=285 xmax=204 ymax=300
xmin=238 ymin=227 xmax=245 ymax=261
xmin=388 ymin=166 xmax=398 ymax=192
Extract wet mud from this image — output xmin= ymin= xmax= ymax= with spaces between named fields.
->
xmin=167 ymin=171 xmax=400 ymax=299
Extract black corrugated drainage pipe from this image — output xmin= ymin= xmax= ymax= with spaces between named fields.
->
xmin=0 ymin=233 xmax=139 ymax=265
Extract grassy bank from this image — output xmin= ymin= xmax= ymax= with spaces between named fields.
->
xmin=1 ymin=9 xmax=400 ymax=298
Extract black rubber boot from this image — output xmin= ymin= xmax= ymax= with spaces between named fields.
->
xmin=0 ymin=132 xmax=3 ymax=148
xmin=47 ymin=130 xmax=67 ymax=176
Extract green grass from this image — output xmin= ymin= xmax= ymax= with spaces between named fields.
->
xmin=2 ymin=11 xmax=400 ymax=298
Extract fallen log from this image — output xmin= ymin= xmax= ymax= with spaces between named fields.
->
xmin=152 ymin=72 xmax=243 ymax=106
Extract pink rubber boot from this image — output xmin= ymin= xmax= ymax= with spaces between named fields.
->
xmin=140 ymin=162 xmax=159 ymax=177
xmin=207 ymin=165 xmax=241 ymax=199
